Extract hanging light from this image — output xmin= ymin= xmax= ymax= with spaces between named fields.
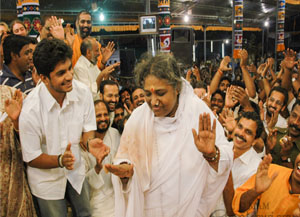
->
xmin=184 ymin=15 xmax=189 ymax=23
xmin=264 ymin=21 xmax=269 ymax=27
xmin=99 ymin=12 xmax=105 ymax=21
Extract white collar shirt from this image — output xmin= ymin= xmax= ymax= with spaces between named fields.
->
xmin=19 ymin=80 xmax=96 ymax=200
xmin=74 ymin=55 xmax=101 ymax=101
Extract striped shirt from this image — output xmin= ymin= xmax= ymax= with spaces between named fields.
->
xmin=0 ymin=64 xmax=35 ymax=94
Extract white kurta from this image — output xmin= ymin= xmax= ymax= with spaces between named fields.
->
xmin=112 ymin=78 xmax=233 ymax=217
xmin=74 ymin=55 xmax=101 ymax=101
xmin=82 ymin=128 xmax=120 ymax=217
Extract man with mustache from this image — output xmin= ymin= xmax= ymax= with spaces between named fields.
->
xmin=211 ymin=111 xmax=263 ymax=216
xmin=111 ymin=103 xmax=124 ymax=130
xmin=72 ymin=10 xmax=115 ymax=70
xmin=99 ymin=80 xmax=119 ymax=125
xmin=263 ymin=86 xmax=288 ymax=130
xmin=82 ymin=100 xmax=120 ymax=217
xmin=131 ymin=87 xmax=146 ymax=109
xmin=267 ymin=100 xmax=300 ymax=168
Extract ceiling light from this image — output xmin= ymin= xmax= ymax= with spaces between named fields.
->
xmin=99 ymin=12 xmax=105 ymax=21
xmin=264 ymin=21 xmax=269 ymax=27
xmin=225 ymin=39 xmax=229 ymax=44
xmin=184 ymin=15 xmax=189 ymax=23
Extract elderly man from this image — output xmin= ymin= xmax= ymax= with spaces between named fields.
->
xmin=82 ymin=100 xmax=120 ymax=217
xmin=19 ymin=39 xmax=108 ymax=217
xmin=74 ymin=37 xmax=119 ymax=100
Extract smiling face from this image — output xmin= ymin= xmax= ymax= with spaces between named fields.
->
xmin=101 ymin=84 xmax=119 ymax=112
xmin=288 ymin=104 xmax=300 ymax=138
xmin=95 ymin=102 xmax=110 ymax=133
xmin=132 ymin=88 xmax=145 ymax=108
xmin=41 ymin=58 xmax=73 ymax=100
xmin=144 ymin=75 xmax=179 ymax=117
xmin=77 ymin=13 xmax=92 ymax=39
xmin=14 ymin=44 xmax=33 ymax=74
xmin=233 ymin=117 xmax=257 ymax=153
xmin=292 ymin=154 xmax=300 ymax=186
xmin=266 ymin=91 xmax=285 ymax=116
xmin=211 ymin=93 xmax=224 ymax=114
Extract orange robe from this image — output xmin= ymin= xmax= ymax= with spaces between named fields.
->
xmin=232 ymin=164 xmax=300 ymax=216
xmin=72 ymin=34 xmax=103 ymax=68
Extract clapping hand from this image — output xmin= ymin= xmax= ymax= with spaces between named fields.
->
xmin=282 ymin=48 xmax=297 ymax=70
xmin=266 ymin=128 xmax=278 ymax=152
xmin=219 ymin=56 xmax=232 ymax=72
xmin=5 ymin=89 xmax=23 ymax=130
xmin=101 ymin=41 xmax=116 ymax=64
xmin=255 ymin=154 xmax=278 ymax=195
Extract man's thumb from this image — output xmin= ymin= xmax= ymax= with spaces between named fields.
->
xmin=66 ymin=143 xmax=72 ymax=152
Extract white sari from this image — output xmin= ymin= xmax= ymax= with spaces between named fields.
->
xmin=112 ymin=79 xmax=233 ymax=217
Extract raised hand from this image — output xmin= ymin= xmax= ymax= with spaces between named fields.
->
xmin=239 ymin=49 xmax=248 ymax=67
xmin=101 ymin=62 xmax=120 ymax=79
xmin=5 ymin=89 xmax=23 ymax=122
xmin=266 ymin=128 xmax=278 ymax=152
xmin=65 ymin=23 xmax=75 ymax=47
xmin=255 ymin=154 xmax=278 ymax=195
xmin=49 ymin=16 xmax=65 ymax=40
xmin=104 ymin=163 xmax=134 ymax=178
xmin=219 ymin=56 xmax=232 ymax=72
xmin=282 ymin=48 xmax=297 ymax=70
xmin=101 ymin=41 xmax=116 ymax=64
xmin=225 ymin=86 xmax=238 ymax=108
xmin=62 ymin=143 xmax=75 ymax=170
xmin=192 ymin=113 xmax=216 ymax=156
xmin=202 ymin=85 xmax=211 ymax=108
xmin=231 ymin=86 xmax=252 ymax=110
xmin=258 ymin=100 xmax=265 ymax=121
xmin=220 ymin=108 xmax=236 ymax=133
xmin=267 ymin=110 xmax=279 ymax=130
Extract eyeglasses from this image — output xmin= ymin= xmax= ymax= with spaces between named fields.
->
xmin=268 ymin=97 xmax=283 ymax=106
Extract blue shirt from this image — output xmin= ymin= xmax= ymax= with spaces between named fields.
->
xmin=0 ymin=64 xmax=35 ymax=94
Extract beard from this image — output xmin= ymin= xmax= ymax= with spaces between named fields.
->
xmin=79 ymin=26 xmax=92 ymax=39
xmin=96 ymin=120 xmax=110 ymax=133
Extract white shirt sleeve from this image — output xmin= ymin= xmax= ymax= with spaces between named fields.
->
xmin=83 ymin=89 xmax=97 ymax=132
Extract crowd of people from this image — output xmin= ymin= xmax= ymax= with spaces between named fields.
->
xmin=1 ymin=8 xmax=300 ymax=217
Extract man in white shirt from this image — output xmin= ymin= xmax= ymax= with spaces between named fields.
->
xmin=82 ymin=100 xmax=120 ymax=217
xmin=74 ymin=37 xmax=119 ymax=101
xmin=19 ymin=38 xmax=109 ymax=217
xmin=263 ymin=86 xmax=289 ymax=130
xmin=212 ymin=111 xmax=263 ymax=216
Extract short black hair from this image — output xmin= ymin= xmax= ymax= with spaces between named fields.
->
xmin=220 ymin=76 xmax=231 ymax=84
xmin=76 ymin=10 xmax=92 ymax=24
xmin=99 ymin=80 xmax=119 ymax=94
xmin=115 ymin=102 xmax=124 ymax=110
xmin=211 ymin=89 xmax=225 ymax=101
xmin=231 ymin=80 xmax=245 ymax=89
xmin=33 ymin=38 xmax=73 ymax=77
xmin=119 ymin=87 xmax=132 ymax=96
xmin=3 ymin=35 xmax=32 ymax=65
xmin=237 ymin=111 xmax=264 ymax=138
xmin=268 ymin=86 xmax=288 ymax=107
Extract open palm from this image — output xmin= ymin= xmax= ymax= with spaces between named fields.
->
xmin=192 ymin=113 xmax=216 ymax=155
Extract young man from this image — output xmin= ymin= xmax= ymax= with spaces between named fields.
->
xmin=0 ymin=35 xmax=35 ymax=94
xmin=19 ymin=38 xmax=109 ymax=217
xmin=232 ymin=153 xmax=300 ymax=216
xmin=267 ymin=100 xmax=300 ymax=168
xmin=212 ymin=112 xmax=263 ymax=216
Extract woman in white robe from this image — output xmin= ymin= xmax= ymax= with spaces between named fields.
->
xmin=105 ymin=53 xmax=233 ymax=217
